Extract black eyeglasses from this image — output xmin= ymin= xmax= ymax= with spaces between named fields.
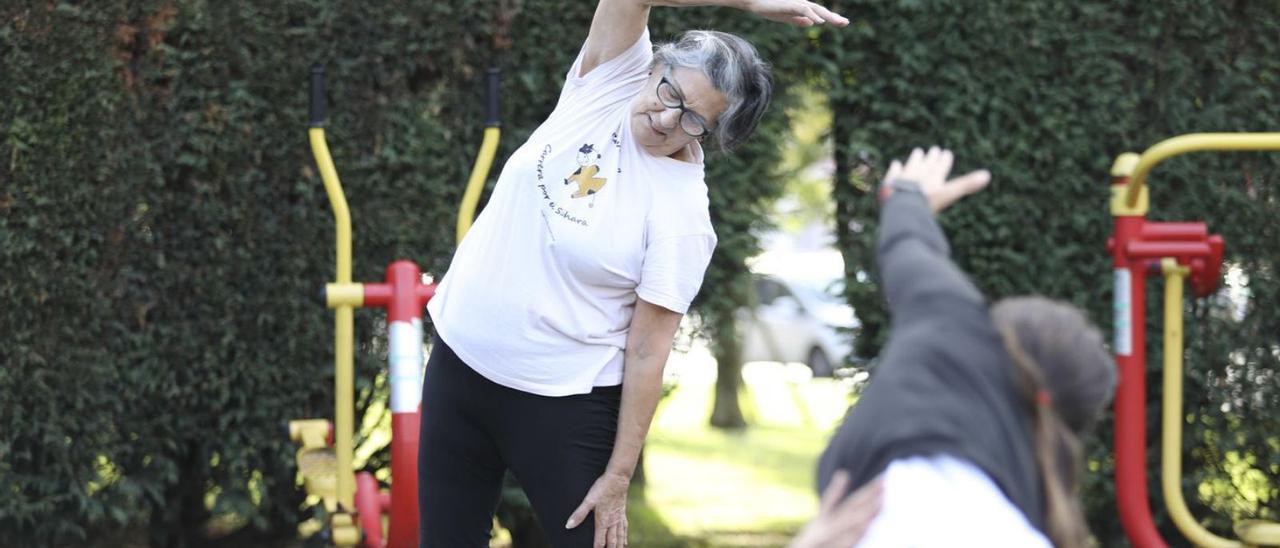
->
xmin=656 ymin=67 xmax=714 ymax=139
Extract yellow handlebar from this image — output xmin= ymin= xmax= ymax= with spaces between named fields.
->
xmin=308 ymin=127 xmax=357 ymax=513
xmin=456 ymin=126 xmax=501 ymax=244
xmin=310 ymin=129 xmax=352 ymax=284
xmin=1126 ymin=133 xmax=1280 ymax=207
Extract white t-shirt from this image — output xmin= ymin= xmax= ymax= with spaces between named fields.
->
xmin=427 ymin=29 xmax=717 ymax=397
xmin=854 ymin=455 xmax=1052 ymax=547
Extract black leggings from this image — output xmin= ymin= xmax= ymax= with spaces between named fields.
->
xmin=418 ymin=335 xmax=621 ymax=547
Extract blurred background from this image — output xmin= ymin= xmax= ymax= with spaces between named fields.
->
xmin=2 ymin=1 xmax=1279 ymax=546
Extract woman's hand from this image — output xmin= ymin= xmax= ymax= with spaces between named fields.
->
xmin=566 ymin=471 xmax=631 ymax=547
xmin=883 ymin=146 xmax=991 ymax=214
xmin=788 ymin=471 xmax=883 ymax=548
xmin=743 ymin=0 xmax=849 ymax=27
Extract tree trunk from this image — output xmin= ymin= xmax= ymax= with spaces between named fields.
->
xmin=709 ymin=314 xmax=747 ymax=429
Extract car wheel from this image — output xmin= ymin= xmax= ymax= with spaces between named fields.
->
xmin=807 ymin=347 xmax=834 ymax=378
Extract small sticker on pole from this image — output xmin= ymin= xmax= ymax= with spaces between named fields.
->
xmin=1114 ymin=269 xmax=1132 ymax=356
xmin=388 ymin=319 xmax=424 ymax=413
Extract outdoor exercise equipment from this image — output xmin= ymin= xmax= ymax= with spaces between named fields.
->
xmin=286 ymin=64 xmax=501 ymax=547
xmin=1109 ymin=133 xmax=1280 ymax=548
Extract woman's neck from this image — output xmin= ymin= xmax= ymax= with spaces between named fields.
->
xmin=667 ymin=142 xmax=701 ymax=164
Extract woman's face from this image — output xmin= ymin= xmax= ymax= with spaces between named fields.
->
xmin=630 ymin=64 xmax=729 ymax=159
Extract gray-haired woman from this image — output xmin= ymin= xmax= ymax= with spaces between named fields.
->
xmin=419 ymin=1 xmax=848 ymax=546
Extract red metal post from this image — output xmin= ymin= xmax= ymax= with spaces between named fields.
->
xmin=360 ymin=260 xmax=435 ymax=548
xmin=1111 ymin=218 xmax=1167 ymax=548
xmin=1109 ymin=162 xmax=1169 ymax=548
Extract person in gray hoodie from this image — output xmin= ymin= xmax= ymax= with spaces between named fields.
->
xmin=816 ymin=146 xmax=1116 ymax=548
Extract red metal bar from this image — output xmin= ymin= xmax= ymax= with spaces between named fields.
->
xmin=1191 ymin=236 xmax=1225 ymax=297
xmin=364 ymin=283 xmax=393 ymax=308
xmin=416 ymin=283 xmax=436 ymax=305
xmin=1139 ymin=221 xmax=1207 ymax=241
xmin=355 ymin=472 xmax=383 ymax=548
xmin=1111 ymin=193 xmax=1169 ymax=548
xmin=1126 ymin=241 xmax=1212 ymax=259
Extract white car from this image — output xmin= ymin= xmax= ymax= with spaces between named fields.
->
xmin=736 ymin=269 xmax=860 ymax=377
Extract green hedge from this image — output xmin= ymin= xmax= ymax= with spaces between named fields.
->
xmin=823 ymin=1 xmax=1280 ymax=543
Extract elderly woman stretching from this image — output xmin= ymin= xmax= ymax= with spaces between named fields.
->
xmin=418 ymin=1 xmax=848 ymax=546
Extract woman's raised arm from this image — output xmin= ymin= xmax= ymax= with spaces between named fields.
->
xmin=876 ymin=147 xmax=992 ymax=326
xmin=578 ymin=0 xmax=847 ymax=77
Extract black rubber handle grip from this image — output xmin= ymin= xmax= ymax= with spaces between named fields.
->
xmin=309 ymin=64 xmax=325 ymax=128
xmin=485 ymin=67 xmax=500 ymax=127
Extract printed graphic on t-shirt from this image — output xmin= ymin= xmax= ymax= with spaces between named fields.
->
xmin=533 ymin=131 xmax=625 ymax=236
xmin=565 ymin=144 xmax=606 ymax=198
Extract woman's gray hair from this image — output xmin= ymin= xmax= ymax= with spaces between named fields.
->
xmin=653 ymin=30 xmax=772 ymax=152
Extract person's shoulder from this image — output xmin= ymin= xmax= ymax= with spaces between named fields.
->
xmin=648 ymin=172 xmax=710 ymax=216
xmin=640 ymin=153 xmax=707 ymax=190
xmin=567 ymin=27 xmax=653 ymax=87
xmin=639 ymin=177 xmax=713 ymax=242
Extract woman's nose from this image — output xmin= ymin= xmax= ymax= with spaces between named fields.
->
xmin=654 ymin=106 xmax=681 ymax=130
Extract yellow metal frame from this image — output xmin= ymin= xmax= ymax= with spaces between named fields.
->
xmin=1109 ymin=152 xmax=1150 ymax=217
xmin=1159 ymin=259 xmax=1243 ymax=548
xmin=308 ymin=127 xmax=357 ymax=512
xmin=288 ymin=419 xmax=339 ymax=511
xmin=325 ymin=282 xmax=364 ymax=308
xmin=456 ymin=126 xmax=501 ymax=244
xmin=1124 ymin=133 xmax=1280 ymax=208
xmin=1159 ymin=260 xmax=1280 ymax=547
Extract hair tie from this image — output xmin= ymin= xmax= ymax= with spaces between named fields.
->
xmin=1035 ymin=389 xmax=1053 ymax=407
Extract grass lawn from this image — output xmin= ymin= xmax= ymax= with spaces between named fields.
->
xmin=626 ymin=345 xmax=856 ymax=548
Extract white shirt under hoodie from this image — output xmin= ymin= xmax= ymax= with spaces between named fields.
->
xmin=427 ymin=29 xmax=717 ymax=397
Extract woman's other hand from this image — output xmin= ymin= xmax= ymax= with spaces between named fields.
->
xmin=566 ymin=471 xmax=631 ymax=547
xmin=789 ymin=470 xmax=883 ymax=548
xmin=743 ymin=0 xmax=849 ymax=27
xmin=883 ymin=146 xmax=991 ymax=214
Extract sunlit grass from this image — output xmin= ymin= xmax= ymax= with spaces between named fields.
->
xmin=635 ymin=347 xmax=854 ymax=547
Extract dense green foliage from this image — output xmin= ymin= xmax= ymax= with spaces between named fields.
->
xmin=3 ymin=0 xmax=1278 ymax=546
xmin=823 ymin=1 xmax=1280 ymax=543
